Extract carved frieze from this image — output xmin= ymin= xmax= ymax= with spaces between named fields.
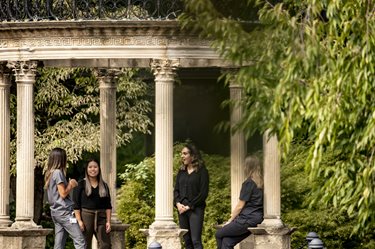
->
xmin=0 ymin=21 xmax=223 ymax=67
xmin=0 ymin=24 xmax=210 ymax=49
xmin=0 ymin=35 xmax=208 ymax=48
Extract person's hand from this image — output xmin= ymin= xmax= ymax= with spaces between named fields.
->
xmin=69 ymin=179 xmax=78 ymax=188
xmin=78 ymin=219 xmax=85 ymax=231
xmin=176 ymin=203 xmax=185 ymax=214
xmin=106 ymin=221 xmax=111 ymax=233
xmin=223 ymin=220 xmax=232 ymax=226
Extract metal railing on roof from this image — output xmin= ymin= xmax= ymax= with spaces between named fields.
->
xmin=0 ymin=0 xmax=183 ymax=21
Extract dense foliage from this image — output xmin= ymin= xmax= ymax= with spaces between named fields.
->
xmin=117 ymin=143 xmax=231 ymax=249
xmin=281 ymin=141 xmax=375 ymax=248
xmin=180 ymin=0 xmax=375 ymax=236
xmin=10 ymin=67 xmax=152 ymax=171
xmin=117 ymin=142 xmax=374 ymax=248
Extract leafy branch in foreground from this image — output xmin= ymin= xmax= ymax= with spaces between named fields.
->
xmin=180 ymin=0 xmax=375 ymax=236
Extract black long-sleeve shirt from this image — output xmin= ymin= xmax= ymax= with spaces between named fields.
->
xmin=173 ymin=166 xmax=209 ymax=210
xmin=73 ymin=180 xmax=112 ymax=210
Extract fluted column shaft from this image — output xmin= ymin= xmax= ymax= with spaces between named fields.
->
xmin=0 ymin=64 xmax=12 ymax=227
xmin=229 ymin=82 xmax=246 ymax=209
xmin=151 ymin=59 xmax=179 ymax=227
xmin=262 ymin=130 xmax=283 ymax=228
xmin=97 ymin=69 xmax=119 ymax=222
xmin=9 ymin=61 xmax=38 ymax=228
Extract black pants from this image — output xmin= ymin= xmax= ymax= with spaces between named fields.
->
xmin=215 ymin=221 xmax=250 ymax=249
xmin=178 ymin=206 xmax=205 ymax=249
xmin=81 ymin=209 xmax=111 ymax=249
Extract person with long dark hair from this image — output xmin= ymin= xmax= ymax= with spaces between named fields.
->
xmin=73 ymin=159 xmax=112 ymax=249
xmin=174 ymin=143 xmax=209 ymax=249
xmin=215 ymin=155 xmax=264 ymax=249
xmin=44 ymin=148 xmax=86 ymax=249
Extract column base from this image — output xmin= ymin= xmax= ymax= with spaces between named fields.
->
xmin=140 ymin=222 xmax=187 ymax=249
xmin=0 ymin=227 xmax=52 ymax=249
xmin=11 ymin=219 xmax=40 ymax=229
xmin=0 ymin=216 xmax=12 ymax=227
xmin=248 ymin=220 xmax=294 ymax=249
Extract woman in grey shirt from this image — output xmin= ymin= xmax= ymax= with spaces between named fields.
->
xmin=45 ymin=148 xmax=86 ymax=249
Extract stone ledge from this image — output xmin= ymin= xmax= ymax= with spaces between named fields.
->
xmin=0 ymin=227 xmax=52 ymax=236
xmin=0 ymin=228 xmax=53 ymax=249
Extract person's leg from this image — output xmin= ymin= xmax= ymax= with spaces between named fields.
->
xmin=178 ymin=212 xmax=193 ymax=249
xmin=52 ymin=215 xmax=68 ymax=249
xmin=215 ymin=221 xmax=250 ymax=249
xmin=188 ymin=207 xmax=204 ymax=249
xmin=96 ymin=224 xmax=111 ymax=249
xmin=82 ymin=210 xmax=97 ymax=249
xmin=62 ymin=212 xmax=86 ymax=249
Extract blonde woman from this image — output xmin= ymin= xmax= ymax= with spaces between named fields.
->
xmin=215 ymin=155 xmax=264 ymax=249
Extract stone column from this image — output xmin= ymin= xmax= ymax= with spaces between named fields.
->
xmin=249 ymin=130 xmax=291 ymax=249
xmin=96 ymin=68 xmax=129 ymax=249
xmin=96 ymin=68 xmax=120 ymax=221
xmin=141 ymin=59 xmax=186 ymax=248
xmin=229 ymin=78 xmax=252 ymax=249
xmin=0 ymin=63 xmax=12 ymax=227
xmin=229 ymin=80 xmax=247 ymax=210
xmin=262 ymin=131 xmax=283 ymax=228
xmin=8 ymin=61 xmax=39 ymax=229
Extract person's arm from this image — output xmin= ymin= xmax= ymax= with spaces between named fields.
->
xmin=226 ymin=200 xmax=246 ymax=223
xmin=57 ymin=179 xmax=77 ymax=199
xmin=73 ymin=181 xmax=84 ymax=231
xmin=173 ymin=171 xmax=182 ymax=206
xmin=74 ymin=209 xmax=85 ymax=231
xmin=173 ymin=171 xmax=187 ymax=214
xmin=105 ymin=209 xmax=111 ymax=233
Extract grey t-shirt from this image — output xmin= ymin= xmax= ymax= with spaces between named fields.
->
xmin=47 ymin=169 xmax=74 ymax=216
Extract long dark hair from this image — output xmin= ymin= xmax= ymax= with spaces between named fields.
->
xmin=44 ymin=148 xmax=67 ymax=188
xmin=84 ymin=159 xmax=109 ymax=197
xmin=180 ymin=143 xmax=205 ymax=171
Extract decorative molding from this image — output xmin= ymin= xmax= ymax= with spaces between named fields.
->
xmin=0 ymin=35 xmax=208 ymax=49
xmin=0 ymin=22 xmax=230 ymax=68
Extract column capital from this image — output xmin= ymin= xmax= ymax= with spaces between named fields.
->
xmin=0 ymin=63 xmax=11 ymax=88
xmin=7 ymin=61 xmax=38 ymax=84
xmin=150 ymin=59 xmax=179 ymax=82
xmin=94 ymin=68 xmax=121 ymax=88
xmin=221 ymin=68 xmax=241 ymax=89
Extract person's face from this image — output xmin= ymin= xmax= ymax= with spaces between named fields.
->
xmin=181 ymin=147 xmax=193 ymax=166
xmin=87 ymin=161 xmax=99 ymax=178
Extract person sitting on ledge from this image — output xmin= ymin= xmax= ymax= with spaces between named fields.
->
xmin=215 ymin=155 xmax=264 ymax=249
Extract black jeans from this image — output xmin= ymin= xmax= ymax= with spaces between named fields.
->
xmin=215 ymin=221 xmax=250 ymax=249
xmin=178 ymin=206 xmax=205 ymax=249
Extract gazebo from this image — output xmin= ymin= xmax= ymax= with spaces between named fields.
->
xmin=0 ymin=1 xmax=290 ymax=248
